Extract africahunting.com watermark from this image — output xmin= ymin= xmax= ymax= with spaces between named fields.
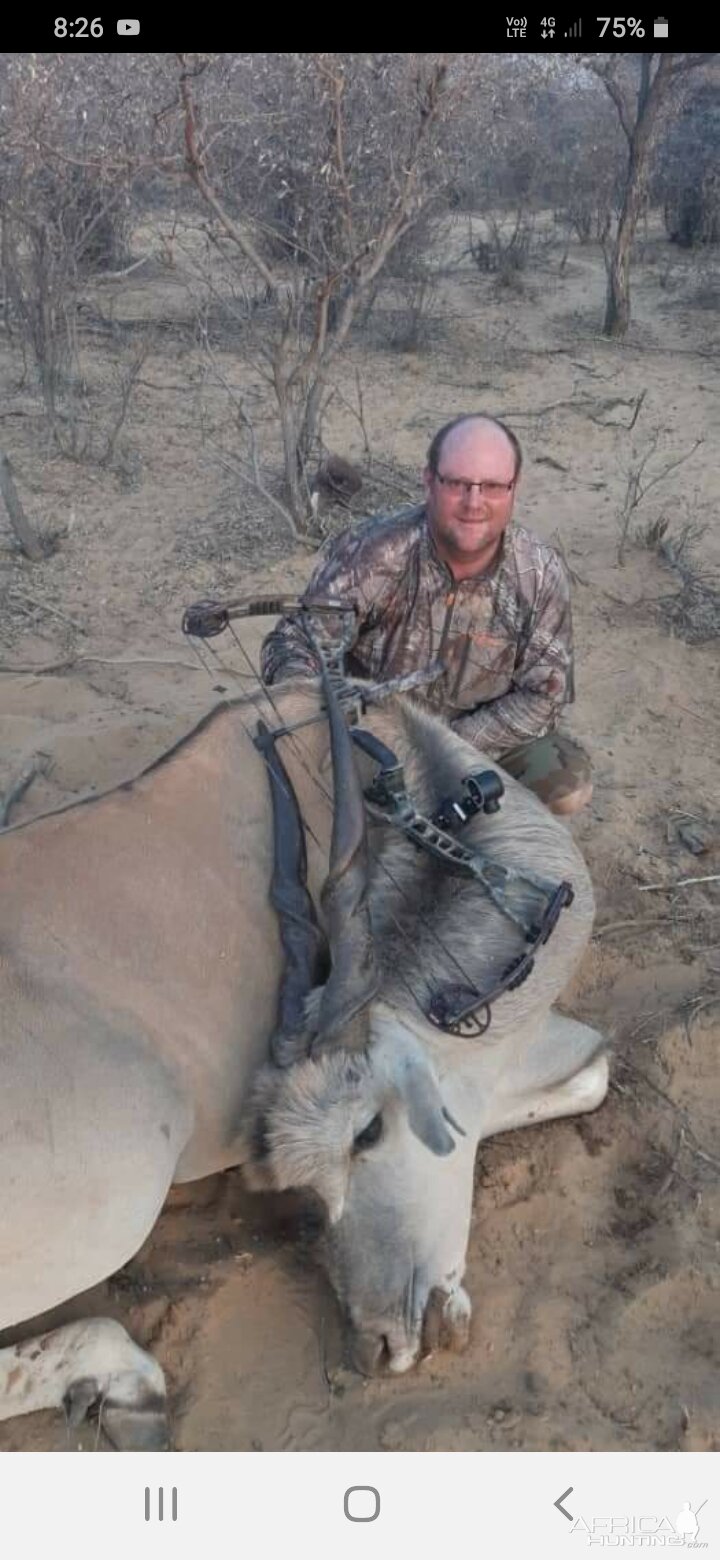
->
xmin=569 ymin=1500 xmax=708 ymax=1547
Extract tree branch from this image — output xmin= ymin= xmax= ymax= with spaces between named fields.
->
xmin=666 ymin=51 xmax=717 ymax=76
xmin=582 ymin=57 xmax=635 ymax=145
xmin=177 ymin=54 xmax=278 ymax=294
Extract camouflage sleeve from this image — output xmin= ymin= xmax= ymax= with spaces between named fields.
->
xmin=260 ymin=528 xmax=376 ymax=685
xmin=452 ymin=550 xmax=575 ymax=759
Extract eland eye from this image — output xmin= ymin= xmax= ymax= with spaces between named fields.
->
xmin=352 ymin=1113 xmax=383 ymax=1154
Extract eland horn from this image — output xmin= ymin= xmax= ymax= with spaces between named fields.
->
xmin=256 ymin=720 xmax=329 ymax=1068
xmin=312 ymin=667 xmax=379 ymax=1055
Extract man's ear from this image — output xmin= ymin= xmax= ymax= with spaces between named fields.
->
xmin=422 ymin=466 xmax=434 ymax=501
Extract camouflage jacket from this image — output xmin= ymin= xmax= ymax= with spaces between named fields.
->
xmin=260 ymin=507 xmax=575 ymax=759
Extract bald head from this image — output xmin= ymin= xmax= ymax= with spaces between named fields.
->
xmin=426 ymin=414 xmax=522 ymax=481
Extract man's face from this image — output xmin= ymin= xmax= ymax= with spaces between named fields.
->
xmin=423 ymin=423 xmax=518 ymax=578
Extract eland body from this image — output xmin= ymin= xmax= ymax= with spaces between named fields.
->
xmin=0 ymin=680 xmax=608 ymax=1445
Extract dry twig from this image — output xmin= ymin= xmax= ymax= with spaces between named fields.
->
xmin=617 ymin=435 xmax=703 ymax=566
xmin=638 ymin=874 xmax=720 ymax=892
xmin=0 ymin=655 xmax=204 ymax=676
xmin=10 ymin=591 xmax=84 ymax=632
xmin=594 ymin=916 xmax=692 ymax=937
xmin=615 ymin=1056 xmax=720 ymax=1177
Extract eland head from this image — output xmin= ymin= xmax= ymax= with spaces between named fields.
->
xmin=240 ymin=673 xmax=606 ymax=1373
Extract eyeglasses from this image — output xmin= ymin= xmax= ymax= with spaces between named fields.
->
xmin=434 ymin=473 xmax=515 ymax=500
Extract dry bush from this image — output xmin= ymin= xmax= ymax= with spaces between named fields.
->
xmin=383 ymin=272 xmax=443 ymax=350
xmin=171 ymin=53 xmax=480 ymax=534
xmin=363 ymin=210 xmax=450 ymax=351
xmin=0 ymin=55 xmax=153 ymax=464
xmin=634 ymin=502 xmax=719 ymax=645
xmin=658 ymin=80 xmax=720 ymax=248
xmin=664 ymin=173 xmax=720 ymax=249
xmin=467 ymin=212 xmax=537 ymax=291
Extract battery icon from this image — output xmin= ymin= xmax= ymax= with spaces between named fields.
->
xmin=654 ymin=16 xmax=669 ymax=34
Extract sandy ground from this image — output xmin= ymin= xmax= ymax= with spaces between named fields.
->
xmin=0 ymin=215 xmax=718 ymax=1453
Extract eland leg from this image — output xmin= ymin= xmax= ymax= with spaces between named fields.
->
xmin=482 ymin=1013 xmax=609 ymax=1138
xmin=0 ymin=1319 xmax=168 ymax=1449
xmin=0 ymin=1010 xmax=193 ymax=1448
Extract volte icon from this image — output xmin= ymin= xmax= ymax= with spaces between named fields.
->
xmin=145 ymin=1487 xmax=179 ymax=1523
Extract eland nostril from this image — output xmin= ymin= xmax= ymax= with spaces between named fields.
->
xmin=348 ymin=1288 xmax=471 ymax=1377
xmin=351 ymin=1330 xmax=387 ymax=1377
xmin=351 ymin=1328 xmax=420 ymax=1377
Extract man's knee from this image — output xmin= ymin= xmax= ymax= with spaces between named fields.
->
xmin=549 ymin=779 xmax=593 ymax=817
xmin=501 ymin=732 xmax=593 ymax=815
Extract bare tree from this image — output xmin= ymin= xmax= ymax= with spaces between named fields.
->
xmin=171 ymin=53 xmax=464 ymax=531
xmin=0 ymin=54 xmax=151 ymax=459
xmin=579 ymin=52 xmax=717 ymax=337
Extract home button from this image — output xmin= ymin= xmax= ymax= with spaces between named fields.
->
xmin=344 ymin=1486 xmax=381 ymax=1523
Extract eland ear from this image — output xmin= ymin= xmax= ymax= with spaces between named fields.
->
xmin=401 ymin=1065 xmax=457 ymax=1157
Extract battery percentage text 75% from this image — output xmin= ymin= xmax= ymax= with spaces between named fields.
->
xmin=597 ymin=17 xmax=646 ymax=34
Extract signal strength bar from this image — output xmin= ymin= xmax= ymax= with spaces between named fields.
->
xmin=564 ymin=17 xmax=582 ymax=34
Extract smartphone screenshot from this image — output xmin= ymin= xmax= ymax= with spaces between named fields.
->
xmin=0 ymin=26 xmax=717 ymax=1560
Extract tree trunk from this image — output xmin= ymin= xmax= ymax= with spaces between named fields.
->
xmin=603 ymin=135 xmax=653 ymax=337
xmin=604 ymin=202 xmax=637 ymax=337
xmin=297 ymin=376 xmax=325 ymax=473
xmin=275 ymin=385 xmax=310 ymax=528
xmin=276 ymin=284 xmax=361 ymax=531
xmin=602 ymin=61 xmax=667 ymax=339
xmin=0 ymin=451 xmax=46 ymax=560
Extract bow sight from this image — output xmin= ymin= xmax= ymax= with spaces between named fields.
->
xmin=431 ymin=769 xmax=504 ymax=831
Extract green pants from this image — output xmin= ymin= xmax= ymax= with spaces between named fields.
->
xmin=500 ymin=732 xmax=592 ymax=809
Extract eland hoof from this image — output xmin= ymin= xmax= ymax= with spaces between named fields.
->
xmin=56 ymin=1318 xmax=169 ymax=1450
